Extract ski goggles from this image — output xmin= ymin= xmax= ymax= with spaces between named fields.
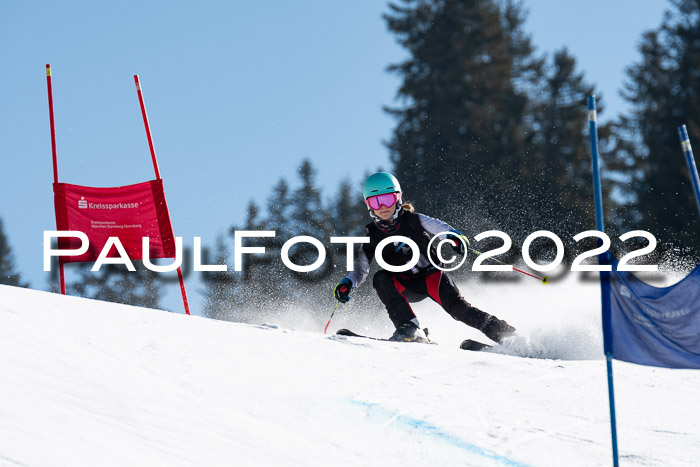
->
xmin=365 ymin=192 xmax=401 ymax=210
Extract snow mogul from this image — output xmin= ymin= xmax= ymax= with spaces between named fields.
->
xmin=333 ymin=172 xmax=516 ymax=343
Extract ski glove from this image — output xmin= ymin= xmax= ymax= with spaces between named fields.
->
xmin=446 ymin=232 xmax=470 ymax=255
xmin=334 ymin=278 xmax=353 ymax=303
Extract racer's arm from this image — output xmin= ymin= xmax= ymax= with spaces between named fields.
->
xmin=345 ymin=242 xmax=374 ymax=289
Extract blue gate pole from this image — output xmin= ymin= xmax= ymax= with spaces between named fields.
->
xmin=588 ymin=96 xmax=620 ymax=466
xmin=678 ymin=125 xmax=700 ymax=217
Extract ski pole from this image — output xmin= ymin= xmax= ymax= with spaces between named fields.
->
xmin=469 ymin=248 xmax=549 ymax=284
xmin=324 ymin=302 xmax=340 ymax=334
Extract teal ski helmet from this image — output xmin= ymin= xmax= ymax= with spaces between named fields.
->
xmin=363 ymin=172 xmax=402 ymax=199
xmin=363 ymin=172 xmax=403 ymax=230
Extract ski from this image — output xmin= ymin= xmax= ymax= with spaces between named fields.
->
xmin=338 ymin=330 xmax=491 ymax=351
xmin=335 ymin=328 xmax=433 ymax=344
xmin=336 ymin=328 xmax=388 ymax=341
xmin=460 ymin=339 xmax=492 ymax=351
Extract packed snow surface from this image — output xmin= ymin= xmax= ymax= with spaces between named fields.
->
xmin=1 ymin=278 xmax=699 ymax=466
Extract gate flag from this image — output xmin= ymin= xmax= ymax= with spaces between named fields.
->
xmin=606 ymin=258 xmax=700 ymax=369
xmin=53 ymin=179 xmax=176 ymax=264
xmin=46 ymin=65 xmax=190 ymax=314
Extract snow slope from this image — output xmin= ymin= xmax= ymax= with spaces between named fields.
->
xmin=1 ymin=284 xmax=699 ymax=467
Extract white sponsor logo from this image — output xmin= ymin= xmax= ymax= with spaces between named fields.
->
xmin=77 ymin=197 xmax=140 ymax=210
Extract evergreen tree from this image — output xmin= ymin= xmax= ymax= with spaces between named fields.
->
xmin=618 ymin=0 xmax=700 ymax=252
xmin=286 ymin=159 xmax=333 ymax=281
xmin=264 ymin=178 xmax=295 ymax=279
xmin=325 ymin=179 xmax=370 ymax=284
xmin=262 ymin=178 xmax=317 ymax=292
xmin=266 ymin=178 xmax=292 ymax=236
xmin=384 ymin=0 xmax=541 ymax=229
xmin=526 ymin=48 xmax=605 ymax=236
xmin=205 ymin=203 xmax=265 ymax=323
xmin=69 ymin=262 xmax=161 ymax=309
xmin=213 ymin=160 xmax=347 ymax=323
xmin=327 ymin=178 xmax=367 ymax=237
xmin=290 ymin=159 xmax=327 ymax=237
xmin=235 ymin=200 xmax=270 ymax=283
xmin=211 ymin=162 xmax=391 ymax=325
xmin=201 ymin=235 xmax=240 ymax=321
xmin=0 ymin=218 xmax=28 ymax=287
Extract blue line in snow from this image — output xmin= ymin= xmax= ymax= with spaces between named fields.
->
xmin=349 ymin=399 xmax=530 ymax=467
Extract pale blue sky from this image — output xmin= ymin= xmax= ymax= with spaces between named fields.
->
xmin=0 ymin=1 xmax=669 ymax=313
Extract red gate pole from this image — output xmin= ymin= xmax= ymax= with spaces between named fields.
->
xmin=134 ymin=75 xmax=191 ymax=315
xmin=46 ymin=64 xmax=66 ymax=295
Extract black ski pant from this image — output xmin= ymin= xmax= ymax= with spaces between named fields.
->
xmin=373 ymin=269 xmax=492 ymax=330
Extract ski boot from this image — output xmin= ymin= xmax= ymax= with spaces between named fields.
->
xmin=480 ymin=316 xmax=516 ymax=344
xmin=389 ymin=321 xmax=430 ymax=343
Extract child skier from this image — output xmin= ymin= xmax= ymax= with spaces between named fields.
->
xmin=333 ymin=172 xmax=516 ymax=343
